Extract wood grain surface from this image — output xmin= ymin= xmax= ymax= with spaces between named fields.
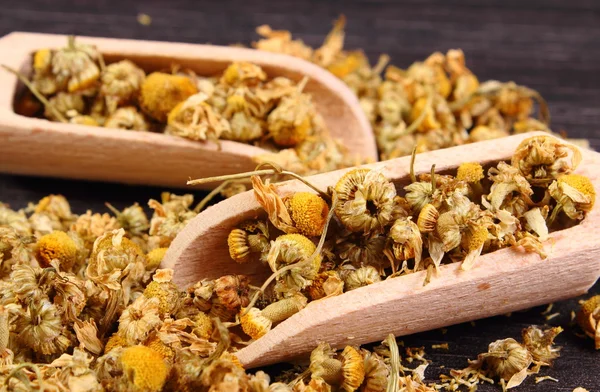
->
xmin=0 ymin=0 xmax=598 ymax=390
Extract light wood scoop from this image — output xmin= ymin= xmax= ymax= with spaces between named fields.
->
xmin=162 ymin=132 xmax=600 ymax=368
xmin=0 ymin=32 xmax=376 ymax=189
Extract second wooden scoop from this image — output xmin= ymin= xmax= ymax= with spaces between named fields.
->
xmin=0 ymin=32 xmax=375 ymax=189
xmin=162 ymin=132 xmax=600 ymax=368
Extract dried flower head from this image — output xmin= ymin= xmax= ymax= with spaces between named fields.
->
xmin=336 ymin=233 xmax=387 ymax=273
xmin=417 ymin=203 xmax=439 ymax=233
xmin=577 ymin=295 xmax=600 ymax=349
xmin=104 ymin=106 xmax=149 ymax=131
xmin=481 ymin=338 xmax=532 ymax=385
xmin=35 ymin=230 xmax=77 ymax=269
xmin=227 ymin=220 xmax=270 ymax=264
xmin=166 ymin=92 xmax=230 ymax=141
xmin=46 ymin=92 xmax=85 ymax=121
xmin=388 ymin=217 xmax=423 ymax=266
xmin=214 ymin=275 xmax=250 ymax=310
xmin=521 ymin=325 xmax=562 ymax=365
xmin=221 ymin=62 xmax=267 ymax=87
xmin=143 ymin=279 xmax=180 ymax=316
xmin=310 ymin=343 xmax=365 ymax=392
xmin=120 ymin=345 xmax=168 ymax=392
xmin=549 ymin=174 xmax=595 ymax=221
xmin=51 ymin=37 xmax=101 ymax=93
xmin=511 ymin=136 xmax=582 ymax=185
xmin=87 ymin=228 xmax=146 ymax=279
xmin=268 ymin=93 xmax=313 ymax=147
xmin=117 ymin=296 xmax=161 ymax=345
xmin=335 ymin=169 xmax=397 ymax=234
xmin=146 ymin=247 xmax=168 ymax=271
xmin=140 ymin=72 xmax=198 ymax=122
xmin=306 ymin=270 xmax=344 ymax=300
xmin=100 ymin=60 xmax=145 ymax=112
xmin=285 ymin=192 xmax=330 ymax=237
xmin=105 ymin=333 xmax=128 ymax=353
xmin=16 ymin=298 xmax=72 ymax=355
xmin=267 ymin=234 xmax=321 ymax=291
xmin=343 ymin=265 xmax=381 ymax=291
xmin=361 ymin=349 xmax=389 ymax=392
xmin=241 ymin=294 xmax=307 ymax=339
xmin=192 ymin=312 xmax=214 ymax=340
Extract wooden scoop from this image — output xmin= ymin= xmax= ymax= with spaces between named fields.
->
xmin=162 ymin=132 xmax=600 ymax=368
xmin=0 ymin=32 xmax=376 ymax=189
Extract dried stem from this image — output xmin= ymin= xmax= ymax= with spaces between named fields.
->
xmin=1 ymin=65 xmax=68 ymax=123
xmin=385 ymin=334 xmax=401 ymax=392
xmin=409 ymin=147 xmax=417 ymax=183
xmin=188 ymin=162 xmax=330 ymax=201
xmin=430 ymin=164 xmax=437 ymax=192
xmin=193 ymin=180 xmax=233 ymax=213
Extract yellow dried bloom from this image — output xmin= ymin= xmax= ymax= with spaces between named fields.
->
xmin=417 ymin=203 xmax=439 ymax=233
xmin=512 ymin=135 xmax=582 ymax=184
xmin=35 ymin=230 xmax=77 ymax=269
xmin=228 ymin=228 xmax=252 ymax=263
xmin=241 ymin=294 xmax=307 ymax=340
xmin=361 ymin=350 xmax=389 ymax=392
xmin=118 ymin=296 xmax=161 ymax=345
xmin=52 ymin=37 xmax=101 ymax=92
xmin=521 ymin=325 xmax=562 ymax=364
xmin=457 ymin=162 xmax=484 ymax=183
xmin=480 ymin=338 xmax=532 ymax=385
xmin=17 ymin=298 xmax=72 ymax=355
xmin=105 ymin=333 xmax=128 ymax=353
xmin=33 ymin=48 xmax=52 ymax=73
xmin=310 ymin=343 xmax=365 ymax=392
xmin=343 ymin=265 xmax=381 ymax=291
xmin=335 ymin=169 xmax=397 ymax=234
xmin=166 ymin=93 xmax=230 ymax=141
xmin=286 ymin=192 xmax=329 ymax=237
xmin=336 ymin=233 xmax=387 ymax=273
xmin=577 ymin=295 xmax=600 ymax=349
xmin=306 ymin=270 xmax=344 ymax=300
xmin=143 ymin=280 xmax=180 ymax=316
xmin=71 ymin=210 xmax=119 ymax=247
xmin=388 ymin=217 xmax=422 ymax=266
xmin=221 ymin=62 xmax=267 ymax=86
xmin=268 ymin=93 xmax=313 ymax=147
xmin=87 ymin=228 xmax=146 ymax=278
xmin=120 ymin=345 xmax=168 ymax=392
xmin=45 ymin=92 xmax=85 ymax=121
xmin=410 ymin=96 xmax=441 ymax=132
xmin=100 ymin=60 xmax=145 ymax=112
xmin=140 ymin=72 xmax=198 ymax=122
xmin=267 ymin=234 xmax=321 ymax=291
xmin=549 ymin=174 xmax=595 ymax=221
xmin=144 ymin=334 xmax=174 ymax=362
xmin=146 ymin=247 xmax=167 ymax=271
xmin=104 ymin=106 xmax=149 ymax=131
xmin=469 ymin=125 xmax=509 ymax=143
xmin=192 ymin=312 xmax=214 ymax=340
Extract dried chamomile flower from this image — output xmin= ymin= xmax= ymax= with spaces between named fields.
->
xmin=120 ymin=345 xmax=168 ymax=392
xmin=16 ymin=298 xmax=72 ymax=355
xmin=522 ymin=208 xmax=549 ymax=241
xmin=469 ymin=125 xmax=509 ymax=143
xmin=521 ymin=325 xmax=562 ymax=365
xmin=143 ymin=271 xmax=181 ymax=316
xmin=148 ymin=193 xmax=196 ymax=246
xmin=548 ymin=174 xmax=595 ymax=222
xmin=146 ymin=247 xmax=168 ymax=271
xmin=192 ymin=311 xmax=214 ymax=340
xmin=214 ymin=274 xmax=250 ymax=310
xmin=306 ymin=271 xmax=344 ymax=300
xmin=267 ymin=234 xmax=322 ymax=291
xmin=32 ymin=48 xmax=62 ymax=95
xmin=35 ymin=230 xmax=77 ymax=269
xmin=254 ymin=25 xmax=313 ymax=61
xmin=87 ymin=228 xmax=146 ymax=279
xmin=479 ymin=338 xmax=532 ymax=388
xmin=143 ymin=333 xmax=175 ymax=363
xmin=104 ymin=106 xmax=149 ymax=131
xmin=241 ymin=294 xmax=307 ymax=339
xmin=487 ymin=161 xmax=533 ymax=216
xmin=577 ymin=295 xmax=600 ymax=349
xmin=0 ymin=203 xmax=31 ymax=236
xmin=313 ymin=15 xmax=347 ymax=68
xmin=310 ymin=343 xmax=365 ymax=392
xmin=166 ymin=92 xmax=230 ymax=141
xmin=336 ymin=233 xmax=387 ymax=273
xmin=106 ymin=202 xmax=149 ymax=237
xmin=343 ymin=265 xmax=381 ymax=291
xmin=335 ymin=169 xmax=397 ymax=234
xmin=285 ymin=192 xmax=330 ymax=237
xmin=388 ymin=217 xmax=422 ymax=267
xmin=221 ymin=61 xmax=267 ymax=87
xmin=71 ymin=210 xmax=120 ymax=247
xmin=100 ymin=60 xmax=145 ymax=112
xmin=30 ymin=194 xmax=74 ymax=233
xmin=52 ymin=36 xmax=101 ymax=93
xmin=251 ymin=176 xmax=298 ymax=234
xmin=511 ymin=135 xmax=582 ymax=185
xmin=227 ymin=220 xmax=270 ymax=264
xmin=45 ymin=92 xmax=85 ymax=121
xmin=360 ymin=349 xmax=389 ymax=392
xmin=9 ymin=264 xmax=53 ymax=300
xmin=268 ymin=91 xmax=314 ymax=147
xmin=117 ymin=295 xmax=161 ymax=345
xmin=105 ymin=333 xmax=128 ymax=353
xmin=140 ymin=72 xmax=198 ymax=122
xmin=417 ymin=203 xmax=439 ymax=233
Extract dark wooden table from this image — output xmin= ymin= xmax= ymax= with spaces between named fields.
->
xmin=1 ymin=0 xmax=598 ymax=390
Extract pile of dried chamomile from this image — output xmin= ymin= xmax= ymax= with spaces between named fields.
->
xmin=7 ymin=36 xmax=358 ymax=178
xmin=1 ymin=134 xmax=592 ymax=391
